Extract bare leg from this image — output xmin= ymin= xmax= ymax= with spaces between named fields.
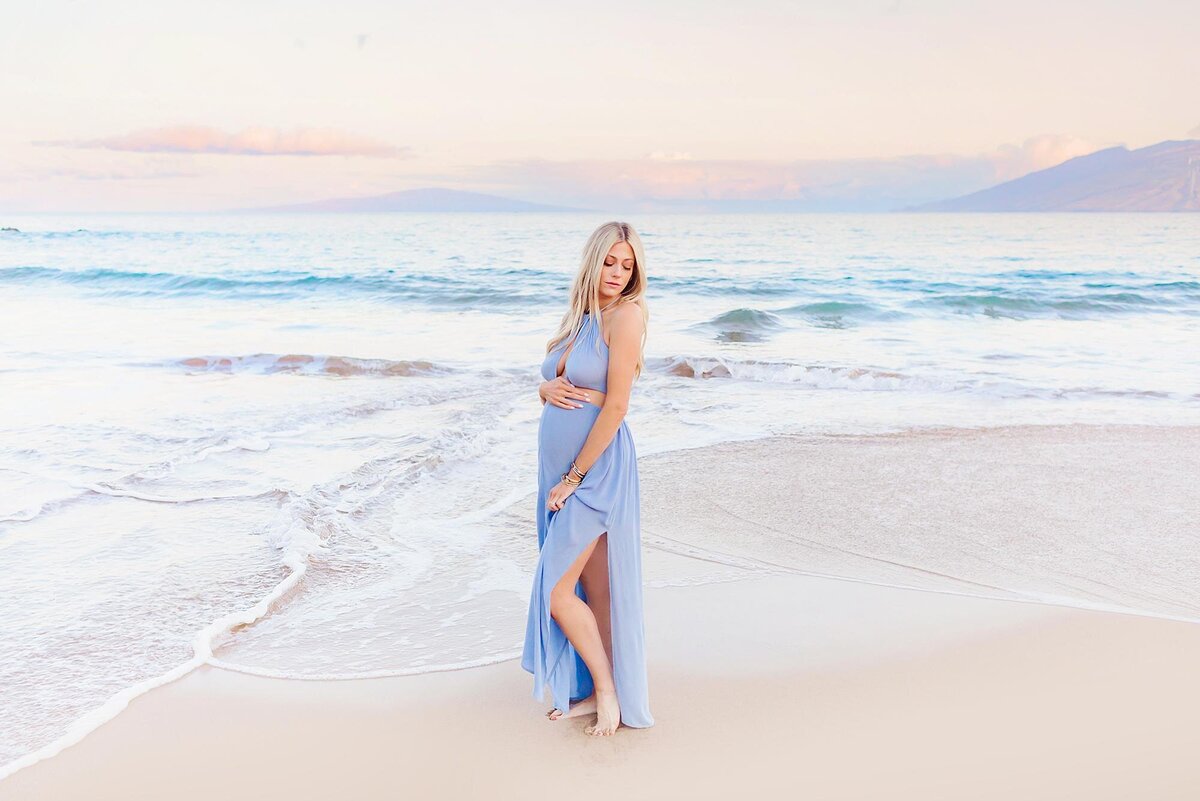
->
xmin=548 ymin=534 xmax=611 ymax=721
xmin=583 ymin=533 xmax=614 ymax=664
xmin=548 ymin=533 xmax=621 ymax=735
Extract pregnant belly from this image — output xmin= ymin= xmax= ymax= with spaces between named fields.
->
xmin=538 ymin=402 xmax=604 ymax=470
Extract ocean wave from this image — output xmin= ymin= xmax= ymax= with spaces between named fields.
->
xmin=3 ymin=263 xmax=820 ymax=301
xmin=0 ymin=483 xmax=288 ymax=530
xmin=9 ymin=262 xmax=1197 ymax=319
xmin=80 ymin=484 xmax=288 ymax=505
xmin=0 ymin=494 xmax=83 ymax=526
xmin=907 ymin=290 xmax=1200 ymax=318
xmin=678 ymin=257 xmax=784 ymax=265
xmin=167 ymin=353 xmax=446 ymax=377
xmin=4 ymin=227 xmax=258 ymax=241
xmin=649 ymin=354 xmax=1200 ymax=403
xmin=691 ymin=308 xmax=787 ymax=342
xmin=776 ymin=300 xmax=908 ymax=327
xmin=0 ymin=383 xmax=479 ymax=531
xmin=1148 ymin=280 xmax=1200 ymax=290
xmin=653 ymin=274 xmax=814 ymax=296
xmin=0 ymin=401 xmax=514 ymax=778
xmin=0 ymin=266 xmax=548 ymax=306
xmin=651 ymin=354 xmax=936 ymax=390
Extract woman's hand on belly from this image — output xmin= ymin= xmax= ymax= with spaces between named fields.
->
xmin=541 ymin=376 xmax=594 ymax=409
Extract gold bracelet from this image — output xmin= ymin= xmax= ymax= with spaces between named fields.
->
xmin=561 ymin=472 xmax=582 ymax=486
xmin=569 ymin=462 xmax=586 ymax=479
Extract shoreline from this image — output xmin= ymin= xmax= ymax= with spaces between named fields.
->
xmin=3 ymin=421 xmax=1198 ymax=794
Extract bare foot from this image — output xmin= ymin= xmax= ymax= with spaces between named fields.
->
xmin=584 ymin=689 xmax=620 ymax=736
xmin=547 ymin=692 xmax=598 ymax=721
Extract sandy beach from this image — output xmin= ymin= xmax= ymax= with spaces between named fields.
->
xmin=3 ymin=423 xmax=1198 ymax=800
xmin=2 ymin=574 xmax=1198 ymax=800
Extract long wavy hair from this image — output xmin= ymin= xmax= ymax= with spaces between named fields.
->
xmin=545 ymin=221 xmax=649 ymax=379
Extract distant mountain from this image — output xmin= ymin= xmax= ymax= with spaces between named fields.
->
xmin=233 ymin=187 xmax=588 ymax=213
xmin=911 ymin=140 xmax=1200 ymax=212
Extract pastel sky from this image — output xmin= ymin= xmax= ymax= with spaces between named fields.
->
xmin=2 ymin=0 xmax=1198 ymax=212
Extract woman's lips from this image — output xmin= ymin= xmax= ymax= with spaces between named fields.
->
xmin=605 ymin=282 xmax=620 ymax=287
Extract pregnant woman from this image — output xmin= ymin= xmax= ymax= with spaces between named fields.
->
xmin=521 ymin=221 xmax=654 ymax=736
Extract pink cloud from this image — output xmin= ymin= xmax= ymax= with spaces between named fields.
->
xmin=34 ymin=126 xmax=407 ymax=157
xmin=985 ymin=134 xmax=1099 ymax=182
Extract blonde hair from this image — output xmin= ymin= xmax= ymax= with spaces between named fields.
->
xmin=546 ymin=221 xmax=649 ymax=379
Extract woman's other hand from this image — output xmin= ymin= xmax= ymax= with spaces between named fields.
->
xmin=546 ymin=479 xmax=578 ymax=511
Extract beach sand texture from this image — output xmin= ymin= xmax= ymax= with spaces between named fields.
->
xmin=2 ymin=423 xmax=1197 ymax=800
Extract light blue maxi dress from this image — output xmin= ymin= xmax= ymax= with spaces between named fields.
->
xmin=521 ymin=310 xmax=655 ymax=728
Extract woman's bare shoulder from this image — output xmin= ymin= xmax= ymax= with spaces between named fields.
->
xmin=601 ymin=301 xmax=643 ymax=348
xmin=610 ymin=301 xmax=644 ymax=331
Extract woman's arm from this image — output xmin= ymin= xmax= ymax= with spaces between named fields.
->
xmin=568 ymin=303 xmax=643 ymax=475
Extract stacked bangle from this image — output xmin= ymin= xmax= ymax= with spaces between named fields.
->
xmin=561 ymin=461 xmax=587 ymax=486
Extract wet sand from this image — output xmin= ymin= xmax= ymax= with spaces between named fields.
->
xmin=4 ymin=423 xmax=1199 ymax=800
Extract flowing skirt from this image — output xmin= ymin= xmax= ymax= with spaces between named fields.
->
xmin=520 ymin=401 xmax=654 ymax=728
